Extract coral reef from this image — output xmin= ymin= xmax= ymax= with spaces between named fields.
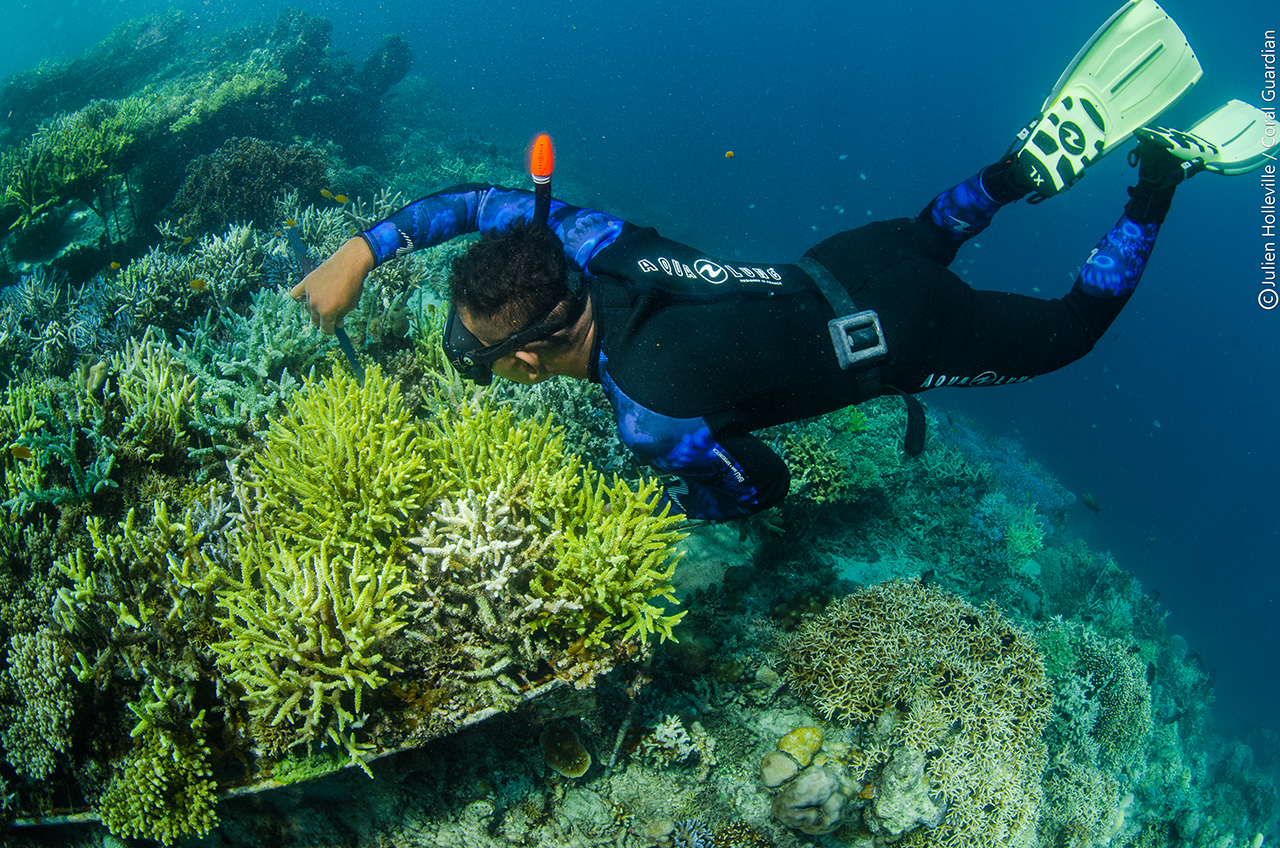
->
xmin=0 ymin=11 xmax=1273 ymax=848
xmin=784 ymin=578 xmax=1053 ymax=846
xmin=170 ymin=137 xmax=328 ymax=235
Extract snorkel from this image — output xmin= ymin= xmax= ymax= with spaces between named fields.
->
xmin=444 ymin=133 xmax=572 ymax=384
xmin=531 ymin=132 xmax=554 ymax=228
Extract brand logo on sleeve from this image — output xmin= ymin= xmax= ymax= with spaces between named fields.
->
xmin=635 ymin=255 xmax=783 ymax=285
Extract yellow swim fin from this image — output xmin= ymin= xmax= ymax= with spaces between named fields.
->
xmin=1011 ymin=0 xmax=1203 ymax=199
xmin=1135 ymin=99 xmax=1274 ymax=176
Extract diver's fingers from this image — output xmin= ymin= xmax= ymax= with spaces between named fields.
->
xmin=290 ymin=279 xmax=306 ymax=301
xmin=319 ymin=313 xmax=337 ymax=335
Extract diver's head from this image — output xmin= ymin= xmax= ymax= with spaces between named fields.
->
xmin=444 ymin=218 xmax=586 ymax=384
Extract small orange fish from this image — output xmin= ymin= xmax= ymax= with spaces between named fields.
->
xmin=285 ymin=219 xmax=297 ymax=227
xmin=333 ymin=194 xmax=349 ymax=204
xmin=724 ymin=150 xmax=734 ymax=158
xmin=10 ymin=445 xmax=33 ymax=460
xmin=109 ymin=261 xmax=121 ymax=270
xmin=320 ymin=189 xmax=335 ymax=199
xmin=189 ymin=278 xmax=207 ymax=292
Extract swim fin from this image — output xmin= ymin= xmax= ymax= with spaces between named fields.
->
xmin=1011 ymin=0 xmax=1203 ymax=200
xmin=1134 ymin=100 xmax=1274 ymax=176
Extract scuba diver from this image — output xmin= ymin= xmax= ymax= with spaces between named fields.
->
xmin=293 ymin=0 xmax=1270 ymax=522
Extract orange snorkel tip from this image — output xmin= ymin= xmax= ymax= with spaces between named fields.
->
xmin=530 ymin=133 xmax=554 ymax=226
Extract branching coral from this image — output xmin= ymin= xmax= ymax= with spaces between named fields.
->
xmin=0 ymin=626 xmax=78 ymax=782
xmin=420 ymin=401 xmax=686 ymax=650
xmin=0 ymin=100 xmax=142 ymax=235
xmin=173 ymin=285 xmax=330 ymax=455
xmin=113 ymin=329 xmax=198 ymax=458
xmin=784 ymin=579 xmax=1053 ymax=847
xmin=210 ymin=366 xmax=427 ymax=763
xmin=211 ymin=527 xmax=411 ymax=767
xmin=97 ymin=709 xmax=218 ymax=845
xmin=51 ymin=499 xmax=224 ymax=687
xmin=245 ymin=365 xmax=434 ymax=559
xmin=2 ymin=381 xmax=118 ymax=516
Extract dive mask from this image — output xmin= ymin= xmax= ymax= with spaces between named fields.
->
xmin=442 ymin=276 xmax=584 ymax=385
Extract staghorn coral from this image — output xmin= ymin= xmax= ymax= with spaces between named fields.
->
xmin=2 ymin=380 xmax=118 ymax=516
xmin=211 ymin=525 xmax=411 ymax=768
xmin=784 ymin=579 xmax=1053 ymax=847
xmin=421 ymin=400 xmax=686 ymax=650
xmin=245 ymin=365 xmax=433 ymax=559
xmin=173 ymin=285 xmax=330 ymax=453
xmin=210 ymin=366 xmax=426 ymax=763
xmin=398 ymin=399 xmax=685 ymax=723
xmin=0 ymin=99 xmax=147 ymax=237
xmin=112 ymin=329 xmax=198 ymax=458
xmin=51 ymin=498 xmax=224 ymax=690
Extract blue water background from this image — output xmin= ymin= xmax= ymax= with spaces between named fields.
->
xmin=4 ymin=0 xmax=1276 ymax=732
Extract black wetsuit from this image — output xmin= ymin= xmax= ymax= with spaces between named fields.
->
xmin=362 ymin=176 xmax=1153 ymax=521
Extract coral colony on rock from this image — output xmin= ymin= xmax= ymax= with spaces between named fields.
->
xmin=0 ymin=11 xmax=1276 ymax=848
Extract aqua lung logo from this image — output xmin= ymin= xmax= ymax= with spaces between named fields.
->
xmin=636 ymin=256 xmax=783 ymax=285
xmin=920 ymin=371 xmax=1032 ymax=388
xmin=1058 ymin=122 xmax=1087 ymax=156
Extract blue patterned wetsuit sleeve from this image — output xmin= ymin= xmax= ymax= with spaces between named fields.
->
xmin=360 ymin=184 xmax=626 ymax=271
xmin=599 ymin=354 xmax=782 ymax=521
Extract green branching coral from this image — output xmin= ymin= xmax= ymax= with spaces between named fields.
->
xmin=172 ymin=286 xmax=330 ymax=455
xmin=531 ymin=474 xmax=685 ymax=645
xmin=212 ymin=528 xmax=411 ymax=767
xmin=246 ymin=365 xmax=434 ymax=558
xmin=421 ymin=401 xmax=686 ymax=648
xmin=97 ymin=709 xmax=218 ymax=845
xmin=113 ymin=330 xmax=198 ymax=458
xmin=212 ymin=366 xmax=428 ymax=764
xmin=2 ymin=382 xmax=118 ymax=516
xmin=0 ymin=100 xmax=140 ymax=234
xmin=52 ymin=499 xmax=224 ymax=688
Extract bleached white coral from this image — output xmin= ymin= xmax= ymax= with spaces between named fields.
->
xmin=635 ymin=714 xmax=698 ymax=765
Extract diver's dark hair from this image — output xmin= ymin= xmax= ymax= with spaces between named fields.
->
xmin=448 ymin=218 xmax=573 ymax=333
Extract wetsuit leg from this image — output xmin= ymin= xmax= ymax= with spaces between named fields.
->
xmin=869 ymin=202 xmax=1163 ymax=390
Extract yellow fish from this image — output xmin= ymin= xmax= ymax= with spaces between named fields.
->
xmin=320 ymin=189 xmax=335 ymax=199
xmin=10 ymin=445 xmax=33 ymax=460
xmin=285 ymin=218 xmax=297 ymax=227
xmin=109 ymin=261 xmax=121 ymax=270
xmin=181 ymin=236 xmax=193 ymax=246
xmin=189 ymin=278 xmax=207 ymax=292
xmin=333 ymin=194 xmax=349 ymax=204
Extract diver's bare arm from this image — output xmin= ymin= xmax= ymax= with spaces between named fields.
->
xmin=290 ymin=237 xmax=375 ymax=334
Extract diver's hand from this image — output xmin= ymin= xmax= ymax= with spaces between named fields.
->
xmin=291 ymin=236 xmax=375 ymax=334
